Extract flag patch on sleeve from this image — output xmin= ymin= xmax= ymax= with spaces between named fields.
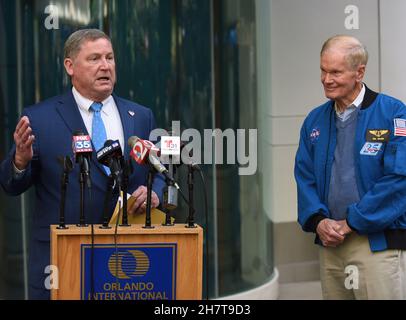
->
xmin=394 ymin=118 xmax=406 ymax=137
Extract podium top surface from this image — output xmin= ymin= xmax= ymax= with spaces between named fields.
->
xmin=51 ymin=224 xmax=203 ymax=236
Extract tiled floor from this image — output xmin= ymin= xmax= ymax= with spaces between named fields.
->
xmin=278 ymin=281 xmax=323 ymax=300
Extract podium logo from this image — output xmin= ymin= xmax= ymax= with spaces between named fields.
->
xmin=108 ymin=250 xmax=150 ymax=279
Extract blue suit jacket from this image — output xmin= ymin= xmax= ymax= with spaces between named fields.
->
xmin=0 ymin=91 xmax=165 ymax=299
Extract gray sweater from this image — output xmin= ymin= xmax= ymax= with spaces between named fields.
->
xmin=328 ymin=109 xmax=360 ymax=220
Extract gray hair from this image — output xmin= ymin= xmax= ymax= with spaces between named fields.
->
xmin=64 ymin=29 xmax=111 ymax=60
xmin=321 ymin=35 xmax=368 ymax=69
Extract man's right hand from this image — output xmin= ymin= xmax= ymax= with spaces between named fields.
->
xmin=13 ymin=116 xmax=35 ymax=170
xmin=316 ymin=219 xmax=346 ymax=247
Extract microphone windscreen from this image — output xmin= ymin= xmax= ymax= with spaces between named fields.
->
xmin=73 ymin=130 xmax=85 ymax=136
xmin=103 ymin=139 xmax=114 ymax=147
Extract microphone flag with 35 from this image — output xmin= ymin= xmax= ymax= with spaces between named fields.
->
xmin=72 ymin=130 xmax=93 ymax=163
xmin=72 ymin=130 xmax=93 ymax=187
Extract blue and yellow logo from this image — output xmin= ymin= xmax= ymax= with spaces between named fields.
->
xmin=108 ymin=250 xmax=150 ymax=279
xmin=81 ymin=244 xmax=177 ymax=300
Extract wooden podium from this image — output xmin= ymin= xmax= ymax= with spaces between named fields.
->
xmin=50 ymin=224 xmax=203 ymax=300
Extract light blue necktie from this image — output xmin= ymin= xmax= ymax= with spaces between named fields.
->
xmin=90 ymin=102 xmax=110 ymax=175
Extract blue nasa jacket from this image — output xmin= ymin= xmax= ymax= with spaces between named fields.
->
xmin=295 ymin=86 xmax=406 ymax=252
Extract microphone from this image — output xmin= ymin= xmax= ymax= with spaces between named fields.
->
xmin=159 ymin=133 xmax=200 ymax=227
xmin=97 ymin=140 xmax=125 ymax=229
xmin=163 ymin=184 xmax=178 ymax=211
xmin=128 ymin=136 xmax=160 ymax=161
xmin=72 ymin=130 xmax=92 ymax=227
xmin=128 ymin=136 xmax=175 ymax=184
xmin=157 ymin=135 xmax=199 ymax=169
xmin=96 ymin=140 xmax=123 ymax=180
xmin=129 ymin=136 xmax=196 ymax=218
xmin=158 ymin=134 xmax=181 ymax=212
xmin=72 ymin=130 xmax=92 ymax=186
xmin=72 ymin=131 xmax=93 ymax=159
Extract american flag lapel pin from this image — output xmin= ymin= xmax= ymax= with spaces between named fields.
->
xmin=128 ymin=110 xmax=135 ymax=117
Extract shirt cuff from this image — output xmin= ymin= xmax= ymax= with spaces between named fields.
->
xmin=12 ymin=161 xmax=26 ymax=179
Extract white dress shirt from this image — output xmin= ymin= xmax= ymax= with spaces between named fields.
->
xmin=72 ymin=87 xmax=125 ymax=152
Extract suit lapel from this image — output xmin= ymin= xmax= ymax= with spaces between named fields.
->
xmin=113 ymin=94 xmax=135 ymax=158
xmin=55 ymin=91 xmax=88 ymax=135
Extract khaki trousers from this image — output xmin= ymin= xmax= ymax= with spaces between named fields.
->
xmin=319 ymin=232 xmax=406 ymax=300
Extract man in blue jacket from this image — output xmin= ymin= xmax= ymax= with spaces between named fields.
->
xmin=295 ymin=35 xmax=406 ymax=299
xmin=0 ymin=29 xmax=165 ymax=299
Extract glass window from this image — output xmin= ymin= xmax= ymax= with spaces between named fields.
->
xmin=213 ymin=0 xmax=273 ymax=296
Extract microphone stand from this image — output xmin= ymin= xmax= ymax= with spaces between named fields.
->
xmin=143 ymin=165 xmax=155 ymax=229
xmin=163 ymin=155 xmax=175 ymax=226
xmin=58 ymin=156 xmax=72 ymax=229
xmin=77 ymin=158 xmax=89 ymax=227
xmin=120 ymin=159 xmax=131 ymax=227
xmin=162 ymin=185 xmax=175 ymax=226
xmin=100 ymin=174 xmax=114 ymax=229
xmin=186 ymin=164 xmax=197 ymax=228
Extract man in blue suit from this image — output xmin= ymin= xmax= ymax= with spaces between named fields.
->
xmin=0 ymin=29 xmax=165 ymax=299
